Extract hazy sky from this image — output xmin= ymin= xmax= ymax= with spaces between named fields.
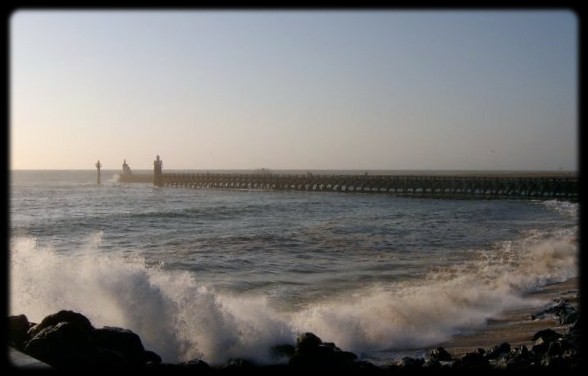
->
xmin=10 ymin=10 xmax=578 ymax=171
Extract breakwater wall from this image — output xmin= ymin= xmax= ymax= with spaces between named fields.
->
xmin=113 ymin=156 xmax=577 ymax=200
xmin=162 ymin=172 xmax=577 ymax=199
xmin=119 ymin=171 xmax=577 ymax=200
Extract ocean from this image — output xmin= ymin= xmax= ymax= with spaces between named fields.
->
xmin=8 ymin=170 xmax=578 ymax=365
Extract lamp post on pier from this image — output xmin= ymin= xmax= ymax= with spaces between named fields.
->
xmin=154 ymin=155 xmax=163 ymax=187
xmin=95 ymin=160 xmax=102 ymax=185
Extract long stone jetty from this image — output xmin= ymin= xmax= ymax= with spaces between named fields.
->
xmin=114 ymin=157 xmax=578 ymax=200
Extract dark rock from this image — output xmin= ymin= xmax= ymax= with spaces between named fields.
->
xmin=428 ymin=346 xmax=452 ymax=361
xmin=270 ymin=343 xmax=295 ymax=360
xmin=546 ymin=339 xmax=573 ymax=358
xmin=179 ymin=359 xmax=211 ymax=370
xmin=17 ymin=311 xmax=161 ymax=370
xmin=423 ymin=358 xmax=442 ymax=368
xmin=382 ymin=363 xmax=401 ymax=371
xmin=398 ymin=356 xmax=424 ymax=369
xmin=569 ymin=318 xmax=580 ymax=334
xmin=559 ymin=310 xmax=578 ymax=325
xmin=295 ymin=332 xmax=322 ymax=354
xmin=453 ymin=351 xmax=491 ymax=369
xmin=321 ymin=344 xmax=357 ymax=362
xmin=423 ymin=347 xmax=454 ymax=369
xmin=514 ymin=345 xmax=529 ymax=355
xmin=531 ymin=298 xmax=578 ymax=325
xmin=540 ymin=354 xmax=576 ymax=369
xmin=90 ymin=326 xmax=146 ymax=366
xmin=538 ymin=336 xmax=579 ymax=370
xmin=321 ymin=341 xmax=338 ymax=349
xmin=8 ymin=314 xmax=34 ymax=350
xmin=219 ymin=358 xmax=256 ymax=370
xmin=567 ymin=318 xmax=581 ymax=337
xmin=352 ymin=360 xmax=383 ymax=371
xmin=27 ymin=310 xmax=94 ymax=339
xmin=505 ymin=345 xmax=538 ymax=369
xmin=23 ymin=321 xmax=92 ymax=368
xmin=12 ymin=305 xmax=581 ymax=371
xmin=485 ymin=342 xmax=511 ymax=360
xmin=532 ymin=328 xmax=562 ymax=344
xmin=88 ymin=348 xmax=132 ymax=370
xmin=256 ymin=364 xmax=291 ymax=373
xmin=289 ymin=332 xmax=359 ymax=369
xmin=144 ymin=350 xmax=162 ymax=365
xmin=532 ymin=337 xmax=549 ymax=355
xmin=148 ymin=359 xmax=211 ymax=372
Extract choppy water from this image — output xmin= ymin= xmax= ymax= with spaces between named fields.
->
xmin=9 ymin=170 xmax=578 ymax=364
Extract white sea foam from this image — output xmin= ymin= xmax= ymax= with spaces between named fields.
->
xmin=542 ymin=199 xmax=578 ymax=219
xmin=9 ymin=227 xmax=577 ymax=364
xmin=9 ymin=234 xmax=293 ymax=364
xmin=290 ymin=231 xmax=577 ymax=355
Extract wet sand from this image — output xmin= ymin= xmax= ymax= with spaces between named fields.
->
xmin=436 ymin=277 xmax=579 ymax=358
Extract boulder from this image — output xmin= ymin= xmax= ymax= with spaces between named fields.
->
xmin=8 ymin=314 xmax=34 ymax=350
xmin=485 ymin=342 xmax=511 ymax=360
xmin=532 ymin=329 xmax=562 ymax=344
xmin=89 ymin=326 xmax=146 ymax=366
xmin=27 ymin=310 xmax=94 ymax=339
xmin=23 ymin=321 xmax=92 ymax=368
xmin=531 ymin=298 xmax=578 ymax=325
xmin=532 ymin=337 xmax=549 ymax=355
xmin=149 ymin=359 xmax=211 ymax=372
xmin=270 ymin=343 xmax=295 ymax=361
xmin=144 ymin=350 xmax=162 ymax=365
xmin=289 ymin=332 xmax=359 ymax=369
xmin=504 ymin=345 xmax=538 ymax=369
xmin=86 ymin=347 xmax=132 ymax=370
xmin=219 ymin=358 xmax=256 ymax=370
xmin=453 ymin=351 xmax=490 ymax=369
xmin=428 ymin=346 xmax=452 ymax=362
xmin=398 ymin=356 xmax=424 ymax=369
xmin=295 ymin=332 xmax=322 ymax=355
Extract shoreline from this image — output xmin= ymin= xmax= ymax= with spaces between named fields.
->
xmin=9 ymin=277 xmax=579 ymax=371
xmin=360 ymin=277 xmax=579 ymax=366
xmin=435 ymin=277 xmax=579 ymax=359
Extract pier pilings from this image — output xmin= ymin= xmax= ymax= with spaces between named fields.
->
xmin=157 ymin=172 xmax=577 ymax=200
xmin=116 ymin=156 xmax=577 ymax=200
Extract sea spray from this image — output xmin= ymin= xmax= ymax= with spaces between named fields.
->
xmin=9 ymin=234 xmax=295 ymax=364
xmin=542 ymin=199 xmax=578 ymax=219
xmin=9 ymin=225 xmax=577 ymax=365
xmin=290 ymin=228 xmax=577 ymax=355
xmin=10 ymin=235 xmax=185 ymax=362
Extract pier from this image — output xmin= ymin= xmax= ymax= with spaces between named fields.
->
xmin=117 ymin=157 xmax=578 ymax=200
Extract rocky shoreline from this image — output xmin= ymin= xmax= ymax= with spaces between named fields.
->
xmin=8 ymin=294 xmax=580 ymax=372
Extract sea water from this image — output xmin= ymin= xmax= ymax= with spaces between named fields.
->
xmin=8 ymin=170 xmax=578 ymax=364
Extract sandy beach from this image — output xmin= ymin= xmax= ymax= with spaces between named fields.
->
xmin=437 ymin=277 xmax=579 ymax=358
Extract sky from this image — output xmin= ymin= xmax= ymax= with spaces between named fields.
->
xmin=10 ymin=10 xmax=578 ymax=171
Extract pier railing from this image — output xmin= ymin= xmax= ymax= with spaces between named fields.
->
xmin=151 ymin=172 xmax=578 ymax=200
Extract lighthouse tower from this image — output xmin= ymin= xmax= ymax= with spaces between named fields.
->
xmin=95 ymin=160 xmax=102 ymax=184
xmin=153 ymin=155 xmax=163 ymax=187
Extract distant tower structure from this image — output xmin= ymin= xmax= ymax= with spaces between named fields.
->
xmin=95 ymin=160 xmax=102 ymax=185
xmin=154 ymin=155 xmax=163 ymax=187
xmin=122 ymin=159 xmax=132 ymax=176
